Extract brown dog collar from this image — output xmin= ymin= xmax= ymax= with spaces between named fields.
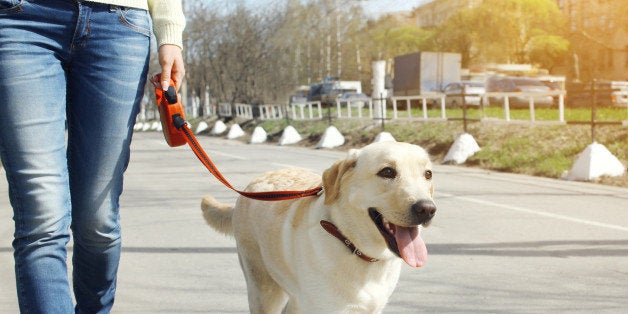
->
xmin=320 ymin=220 xmax=379 ymax=263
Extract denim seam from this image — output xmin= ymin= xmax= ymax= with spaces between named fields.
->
xmin=0 ymin=150 xmax=24 ymax=233
xmin=70 ymin=2 xmax=89 ymax=51
xmin=0 ymin=154 xmax=28 ymax=312
xmin=16 ymin=262 xmax=29 ymax=313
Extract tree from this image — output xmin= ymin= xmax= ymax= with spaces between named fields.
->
xmin=527 ymin=32 xmax=570 ymax=72
xmin=181 ymin=0 xmax=574 ymax=105
xmin=184 ymin=2 xmax=293 ymax=105
xmin=433 ymin=0 xmax=568 ymax=67
xmin=184 ymin=0 xmax=370 ymax=104
xmin=432 ymin=8 xmax=476 ymax=67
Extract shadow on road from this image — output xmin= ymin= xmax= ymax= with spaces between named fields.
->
xmin=429 ymin=239 xmax=628 ymax=257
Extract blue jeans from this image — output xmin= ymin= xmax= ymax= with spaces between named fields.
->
xmin=0 ymin=0 xmax=150 ymax=312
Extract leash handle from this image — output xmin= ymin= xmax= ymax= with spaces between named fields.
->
xmin=154 ymin=78 xmax=322 ymax=201
xmin=154 ymin=75 xmax=188 ymax=147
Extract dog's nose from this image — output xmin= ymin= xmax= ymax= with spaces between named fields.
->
xmin=411 ymin=200 xmax=437 ymax=223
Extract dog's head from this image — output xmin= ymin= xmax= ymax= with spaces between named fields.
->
xmin=322 ymin=141 xmax=435 ymax=267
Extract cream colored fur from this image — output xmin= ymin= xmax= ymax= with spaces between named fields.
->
xmin=201 ymin=141 xmax=435 ymax=313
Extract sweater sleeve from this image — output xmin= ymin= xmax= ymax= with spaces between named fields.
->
xmin=147 ymin=0 xmax=186 ymax=49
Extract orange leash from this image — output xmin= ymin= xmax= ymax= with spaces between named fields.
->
xmin=176 ymin=119 xmax=322 ymax=201
xmin=154 ymin=76 xmax=322 ymax=201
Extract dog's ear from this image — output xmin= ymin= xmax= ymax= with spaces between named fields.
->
xmin=322 ymin=151 xmax=358 ymax=205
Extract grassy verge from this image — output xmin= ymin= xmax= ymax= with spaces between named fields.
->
xmin=245 ymin=116 xmax=627 ymax=188
xmin=195 ymin=106 xmax=627 ymax=188
xmin=414 ymin=106 xmax=628 ymax=122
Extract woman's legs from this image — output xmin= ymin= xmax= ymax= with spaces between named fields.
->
xmin=65 ymin=4 xmax=149 ymax=312
xmin=0 ymin=1 xmax=149 ymax=312
xmin=0 ymin=1 xmax=77 ymax=312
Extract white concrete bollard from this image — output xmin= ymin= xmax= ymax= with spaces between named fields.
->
xmin=279 ymin=125 xmax=302 ymax=146
xmin=210 ymin=120 xmax=227 ymax=135
xmin=563 ymin=142 xmax=626 ymax=181
xmin=443 ymin=133 xmax=481 ymax=164
xmin=227 ymin=124 xmax=245 ymax=139
xmin=250 ymin=126 xmax=267 ymax=144
xmin=316 ymin=126 xmax=345 ymax=149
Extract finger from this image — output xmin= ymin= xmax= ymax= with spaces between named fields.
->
xmin=172 ymin=59 xmax=185 ymax=87
xmin=160 ymin=66 xmax=172 ymax=91
xmin=149 ymin=74 xmax=161 ymax=88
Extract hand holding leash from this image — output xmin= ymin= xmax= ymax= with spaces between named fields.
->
xmin=152 ymin=74 xmax=188 ymax=147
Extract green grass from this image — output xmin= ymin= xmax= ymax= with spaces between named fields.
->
xmin=412 ymin=106 xmax=628 ymax=122
xmin=205 ymin=107 xmax=628 ymax=187
xmin=465 ymin=124 xmax=587 ymax=177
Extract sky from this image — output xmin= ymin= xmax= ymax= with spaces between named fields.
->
xmin=201 ymin=0 xmax=431 ymax=17
xmin=360 ymin=0 xmax=430 ymax=16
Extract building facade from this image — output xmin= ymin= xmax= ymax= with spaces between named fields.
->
xmin=412 ymin=0 xmax=627 ymax=81
xmin=555 ymin=0 xmax=628 ymax=81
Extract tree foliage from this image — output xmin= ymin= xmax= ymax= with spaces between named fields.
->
xmin=433 ymin=0 xmax=568 ymax=67
xmin=181 ymin=0 xmax=572 ymax=105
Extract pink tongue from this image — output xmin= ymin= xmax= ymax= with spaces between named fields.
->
xmin=394 ymin=225 xmax=427 ymax=267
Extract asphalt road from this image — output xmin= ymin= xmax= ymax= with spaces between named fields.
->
xmin=1 ymin=131 xmax=627 ymax=313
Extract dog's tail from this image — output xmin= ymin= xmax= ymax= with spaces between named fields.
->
xmin=201 ymin=195 xmax=234 ymax=236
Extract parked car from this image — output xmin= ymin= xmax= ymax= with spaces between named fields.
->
xmin=565 ymin=80 xmax=628 ymax=108
xmin=337 ymin=92 xmax=370 ymax=108
xmin=612 ymin=89 xmax=628 ymax=107
xmin=443 ymin=81 xmax=485 ymax=107
xmin=289 ymin=94 xmax=308 ymax=105
xmin=539 ymin=78 xmax=565 ymax=105
xmin=485 ymin=76 xmax=554 ymax=108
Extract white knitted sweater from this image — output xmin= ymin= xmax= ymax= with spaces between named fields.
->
xmin=87 ymin=0 xmax=185 ymax=48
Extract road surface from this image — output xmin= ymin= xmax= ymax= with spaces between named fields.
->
xmin=1 ymin=131 xmax=627 ymax=313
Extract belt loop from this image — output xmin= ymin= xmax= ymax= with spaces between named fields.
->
xmin=109 ymin=5 xmax=118 ymax=12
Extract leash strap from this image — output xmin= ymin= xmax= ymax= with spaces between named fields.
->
xmin=172 ymin=115 xmax=323 ymax=201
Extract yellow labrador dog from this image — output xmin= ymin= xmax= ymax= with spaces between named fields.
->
xmin=201 ymin=141 xmax=436 ymax=313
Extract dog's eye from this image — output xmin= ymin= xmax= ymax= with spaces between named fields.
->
xmin=377 ymin=167 xmax=397 ymax=179
xmin=424 ymin=170 xmax=433 ymax=180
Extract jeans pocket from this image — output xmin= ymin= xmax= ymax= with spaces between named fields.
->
xmin=117 ymin=7 xmax=151 ymax=37
xmin=0 ymin=0 xmax=23 ymax=14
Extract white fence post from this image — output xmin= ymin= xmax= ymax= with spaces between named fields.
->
xmin=288 ymin=101 xmax=322 ymax=121
xmin=558 ymin=92 xmax=565 ymax=122
xmin=439 ymin=95 xmax=446 ymax=119
xmin=372 ymin=60 xmax=386 ymax=120
xmin=529 ymin=97 xmax=536 ymax=122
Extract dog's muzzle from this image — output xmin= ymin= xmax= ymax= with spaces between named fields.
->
xmin=368 ymin=200 xmax=436 ymax=268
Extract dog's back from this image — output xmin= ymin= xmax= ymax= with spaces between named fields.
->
xmin=201 ymin=168 xmax=321 ymax=234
